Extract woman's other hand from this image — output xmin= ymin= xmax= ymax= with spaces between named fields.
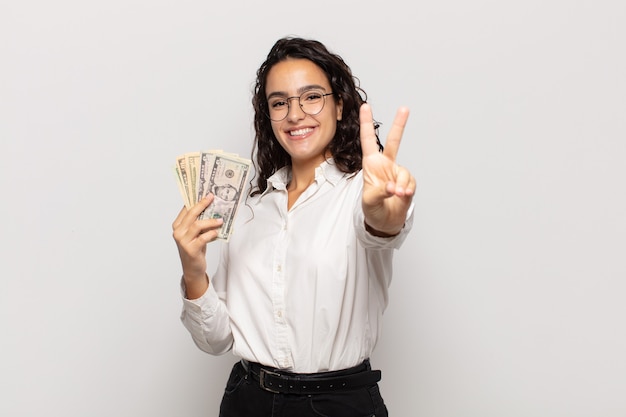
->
xmin=172 ymin=194 xmax=224 ymax=297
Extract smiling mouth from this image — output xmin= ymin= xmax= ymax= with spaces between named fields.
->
xmin=289 ymin=127 xmax=314 ymax=137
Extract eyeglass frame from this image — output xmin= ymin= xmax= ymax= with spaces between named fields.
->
xmin=266 ymin=91 xmax=335 ymax=122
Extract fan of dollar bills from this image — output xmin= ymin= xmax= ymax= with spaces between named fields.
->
xmin=174 ymin=150 xmax=251 ymax=241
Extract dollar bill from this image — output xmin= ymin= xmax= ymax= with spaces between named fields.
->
xmin=173 ymin=166 xmax=189 ymax=209
xmin=185 ymin=152 xmax=201 ymax=205
xmin=197 ymin=153 xmax=251 ymax=240
xmin=195 ymin=152 xmax=216 ymax=204
xmin=174 ymin=150 xmax=251 ymax=240
xmin=175 ymin=155 xmax=192 ymax=208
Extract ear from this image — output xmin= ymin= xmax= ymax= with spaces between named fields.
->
xmin=336 ymin=97 xmax=343 ymax=121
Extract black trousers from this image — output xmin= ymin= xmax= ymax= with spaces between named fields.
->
xmin=218 ymin=360 xmax=389 ymax=417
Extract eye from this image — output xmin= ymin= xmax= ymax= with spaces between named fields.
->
xmin=269 ymin=98 xmax=288 ymax=109
xmin=302 ymin=91 xmax=323 ymax=102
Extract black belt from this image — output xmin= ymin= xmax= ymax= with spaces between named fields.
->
xmin=241 ymin=359 xmax=382 ymax=394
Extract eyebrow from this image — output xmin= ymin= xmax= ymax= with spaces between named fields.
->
xmin=266 ymin=84 xmax=329 ymax=100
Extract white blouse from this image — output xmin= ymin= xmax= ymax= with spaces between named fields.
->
xmin=181 ymin=159 xmax=414 ymax=373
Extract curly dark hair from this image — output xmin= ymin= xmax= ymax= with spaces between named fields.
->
xmin=250 ymin=37 xmax=381 ymax=196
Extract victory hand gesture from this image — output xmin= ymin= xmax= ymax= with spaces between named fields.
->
xmin=360 ymin=103 xmax=415 ymax=236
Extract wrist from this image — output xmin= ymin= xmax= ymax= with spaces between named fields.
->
xmin=183 ymin=272 xmax=210 ymax=299
xmin=364 ymin=221 xmax=402 ymax=238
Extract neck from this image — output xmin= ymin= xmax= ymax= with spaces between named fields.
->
xmin=288 ymin=160 xmax=321 ymax=192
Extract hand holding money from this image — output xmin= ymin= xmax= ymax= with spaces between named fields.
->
xmin=174 ymin=150 xmax=251 ymax=241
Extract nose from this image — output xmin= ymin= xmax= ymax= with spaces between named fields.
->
xmin=286 ymin=97 xmax=305 ymax=122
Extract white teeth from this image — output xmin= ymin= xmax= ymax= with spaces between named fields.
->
xmin=289 ymin=128 xmax=313 ymax=136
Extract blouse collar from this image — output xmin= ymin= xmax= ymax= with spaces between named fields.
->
xmin=259 ymin=158 xmax=348 ymax=200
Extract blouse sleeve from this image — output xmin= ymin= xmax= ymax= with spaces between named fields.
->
xmin=179 ymin=243 xmax=233 ymax=355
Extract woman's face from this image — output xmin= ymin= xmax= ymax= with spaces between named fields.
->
xmin=265 ymin=58 xmax=343 ymax=167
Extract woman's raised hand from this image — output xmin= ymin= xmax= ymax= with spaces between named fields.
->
xmin=360 ymin=103 xmax=415 ymax=236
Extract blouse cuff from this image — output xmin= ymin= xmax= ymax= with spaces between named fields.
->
xmin=180 ymin=277 xmax=220 ymax=316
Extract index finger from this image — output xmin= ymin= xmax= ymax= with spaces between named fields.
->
xmin=359 ymin=103 xmax=379 ymax=157
xmin=172 ymin=205 xmax=189 ymax=230
xmin=382 ymin=107 xmax=410 ymax=161
xmin=172 ymin=194 xmax=214 ymax=230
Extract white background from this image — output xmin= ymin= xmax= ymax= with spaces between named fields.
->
xmin=1 ymin=0 xmax=625 ymax=416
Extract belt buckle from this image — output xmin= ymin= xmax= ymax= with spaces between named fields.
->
xmin=259 ymin=368 xmax=282 ymax=393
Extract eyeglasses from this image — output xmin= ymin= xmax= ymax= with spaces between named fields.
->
xmin=266 ymin=90 xmax=334 ymax=122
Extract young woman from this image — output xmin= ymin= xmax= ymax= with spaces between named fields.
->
xmin=172 ymin=37 xmax=415 ymax=417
